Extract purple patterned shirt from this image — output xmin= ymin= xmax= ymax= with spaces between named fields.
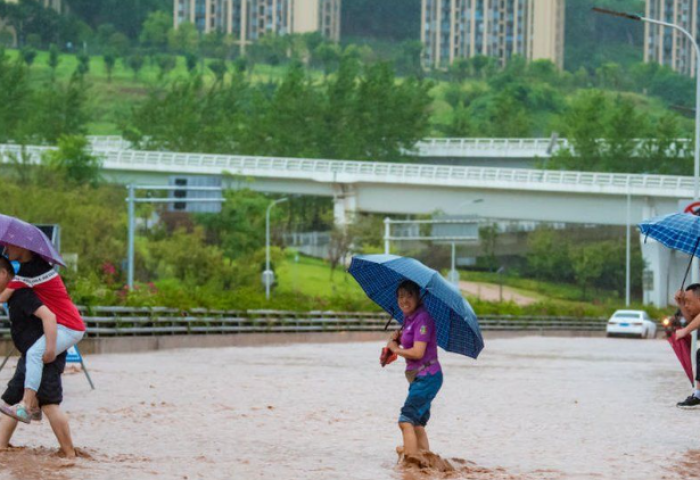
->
xmin=400 ymin=306 xmax=441 ymax=376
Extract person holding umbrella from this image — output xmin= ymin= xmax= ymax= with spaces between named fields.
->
xmin=0 ymin=214 xmax=85 ymax=424
xmin=673 ymin=284 xmax=700 ymax=408
xmin=638 ymin=212 xmax=700 ymax=407
xmin=386 ymin=279 xmax=443 ymax=457
xmin=348 ymin=254 xmax=483 ymax=460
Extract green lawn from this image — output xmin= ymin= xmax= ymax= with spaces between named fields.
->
xmin=272 ymin=253 xmax=666 ymax=318
xmin=276 ymin=252 xmax=366 ymax=300
xmin=6 ymin=49 xmax=301 ymax=135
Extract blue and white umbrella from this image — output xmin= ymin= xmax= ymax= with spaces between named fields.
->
xmin=639 ymin=212 xmax=700 ymax=288
xmin=348 ymin=254 xmax=484 ymax=359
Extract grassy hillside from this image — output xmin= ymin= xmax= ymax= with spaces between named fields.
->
xmin=6 ymin=48 xmax=693 ymax=140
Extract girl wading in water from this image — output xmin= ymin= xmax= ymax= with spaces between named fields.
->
xmin=386 ymin=280 xmax=443 ymax=459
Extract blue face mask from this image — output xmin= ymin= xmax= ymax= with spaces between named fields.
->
xmin=1 ymin=254 xmax=16 ymax=314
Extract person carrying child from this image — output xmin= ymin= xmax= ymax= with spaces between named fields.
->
xmin=0 ymin=243 xmax=84 ymax=424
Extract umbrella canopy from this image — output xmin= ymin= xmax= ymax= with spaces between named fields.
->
xmin=348 ymin=254 xmax=484 ymax=359
xmin=638 ymin=213 xmax=700 ymax=258
xmin=638 ymin=212 xmax=700 ymax=289
xmin=0 ymin=214 xmax=65 ymax=267
xmin=668 ymin=332 xmax=694 ymax=386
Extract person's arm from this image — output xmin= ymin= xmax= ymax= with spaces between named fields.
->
xmin=34 ymin=305 xmax=57 ymax=363
xmin=388 ymin=339 xmax=427 ymax=361
xmin=0 ymin=288 xmax=14 ymax=304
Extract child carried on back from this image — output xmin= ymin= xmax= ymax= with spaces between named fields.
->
xmin=0 ymin=244 xmax=85 ymax=424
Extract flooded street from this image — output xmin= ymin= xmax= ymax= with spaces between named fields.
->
xmin=0 ymin=336 xmax=698 ymax=479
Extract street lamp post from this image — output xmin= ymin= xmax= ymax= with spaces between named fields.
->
xmin=626 ymin=183 xmax=631 ymax=307
xmin=265 ymin=197 xmax=288 ymax=300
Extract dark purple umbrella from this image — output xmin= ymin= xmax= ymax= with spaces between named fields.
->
xmin=0 ymin=214 xmax=65 ymax=267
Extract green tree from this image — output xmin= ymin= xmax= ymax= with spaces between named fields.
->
xmin=449 ymin=58 xmax=471 ymax=83
xmin=96 ymin=23 xmax=117 ymax=49
xmin=248 ymin=61 xmax=322 ymax=157
xmin=20 ymin=46 xmax=37 ymax=67
xmin=486 ymin=91 xmax=531 ymax=137
xmin=208 ymin=59 xmax=228 ymax=82
xmin=185 ymin=51 xmax=198 ymax=74
xmin=156 ymin=54 xmax=177 ymax=79
xmin=233 ymin=56 xmax=248 ymax=74
xmin=48 ymin=43 xmax=60 ymax=81
xmin=596 ymin=62 xmax=624 ymax=90
xmin=200 ymin=31 xmax=226 ymax=58
xmin=526 ymin=229 xmax=574 ymax=283
xmin=0 ymin=49 xmax=31 ymax=143
xmin=445 ymin=103 xmax=476 ymax=137
xmin=146 ymin=227 xmax=232 ymax=286
xmin=550 ymin=90 xmax=609 ymax=171
xmin=470 ymin=55 xmax=490 ymax=78
xmin=352 ymin=62 xmax=432 ymax=161
xmin=103 ymin=51 xmax=117 ymax=82
xmin=397 ymin=40 xmax=424 ymax=77
xmin=602 ymin=95 xmax=646 ymax=171
xmin=197 ymin=189 xmax=282 ymax=260
xmin=571 ymin=244 xmax=606 ymax=300
xmin=139 ymin=11 xmax=171 ymax=51
xmin=108 ymin=32 xmax=131 ymax=57
xmin=313 ymin=42 xmax=341 ymax=76
xmin=127 ymin=52 xmax=145 ymax=79
xmin=63 ymin=0 xmax=171 ymax=40
xmin=168 ymin=21 xmax=198 ymax=54
xmin=248 ymin=33 xmax=288 ymax=66
xmin=639 ymin=113 xmax=692 ymax=175
xmin=76 ymin=51 xmax=90 ymax=76
xmin=34 ymin=76 xmax=89 ymax=143
xmin=43 ymin=135 xmax=102 ymax=185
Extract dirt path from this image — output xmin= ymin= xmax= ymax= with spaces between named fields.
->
xmin=459 ymin=280 xmax=540 ymax=305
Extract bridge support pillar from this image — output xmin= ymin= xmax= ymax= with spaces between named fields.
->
xmin=333 ymin=185 xmax=357 ymax=227
xmin=641 ymin=240 xmax=671 ymax=307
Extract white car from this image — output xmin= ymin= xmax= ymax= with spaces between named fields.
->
xmin=606 ymin=310 xmax=658 ymax=339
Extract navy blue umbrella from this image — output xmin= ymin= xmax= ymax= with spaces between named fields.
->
xmin=639 ymin=212 xmax=700 ymax=289
xmin=348 ymin=254 xmax=484 ymax=359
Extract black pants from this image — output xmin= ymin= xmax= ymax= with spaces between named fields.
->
xmin=2 ymin=353 xmax=66 ymax=407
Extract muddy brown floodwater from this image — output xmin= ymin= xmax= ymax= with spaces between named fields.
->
xmin=0 ymin=336 xmax=698 ymax=479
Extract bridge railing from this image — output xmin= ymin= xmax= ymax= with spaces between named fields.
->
xmin=85 ymin=135 xmax=695 ymax=159
xmin=0 ymin=143 xmax=695 ymax=196
xmin=0 ymin=308 xmax=608 ymax=337
xmin=413 ymin=138 xmax=562 ymax=157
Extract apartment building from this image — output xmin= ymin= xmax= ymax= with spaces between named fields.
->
xmin=421 ymin=0 xmax=566 ymax=69
xmin=173 ymin=0 xmax=341 ymax=51
xmin=645 ymin=0 xmax=699 ymax=77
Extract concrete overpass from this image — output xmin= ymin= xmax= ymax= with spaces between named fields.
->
xmin=1 ymin=142 xmax=695 ymax=307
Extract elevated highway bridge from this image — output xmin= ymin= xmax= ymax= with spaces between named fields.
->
xmin=1 ymin=140 xmax=693 ymax=307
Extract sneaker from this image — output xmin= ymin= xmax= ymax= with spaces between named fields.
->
xmin=0 ymin=403 xmax=31 ymax=424
xmin=677 ymin=395 xmax=700 ymax=409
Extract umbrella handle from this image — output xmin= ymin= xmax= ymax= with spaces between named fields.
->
xmin=384 ymin=317 xmax=393 ymax=330
xmin=681 ymin=236 xmax=700 ymax=291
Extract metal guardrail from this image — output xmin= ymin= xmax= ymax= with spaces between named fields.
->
xmin=0 ymin=308 xmax=608 ymax=337
xmin=0 ymin=144 xmax=694 ymax=198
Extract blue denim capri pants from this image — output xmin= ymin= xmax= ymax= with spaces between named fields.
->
xmin=398 ymin=371 xmax=443 ymax=426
